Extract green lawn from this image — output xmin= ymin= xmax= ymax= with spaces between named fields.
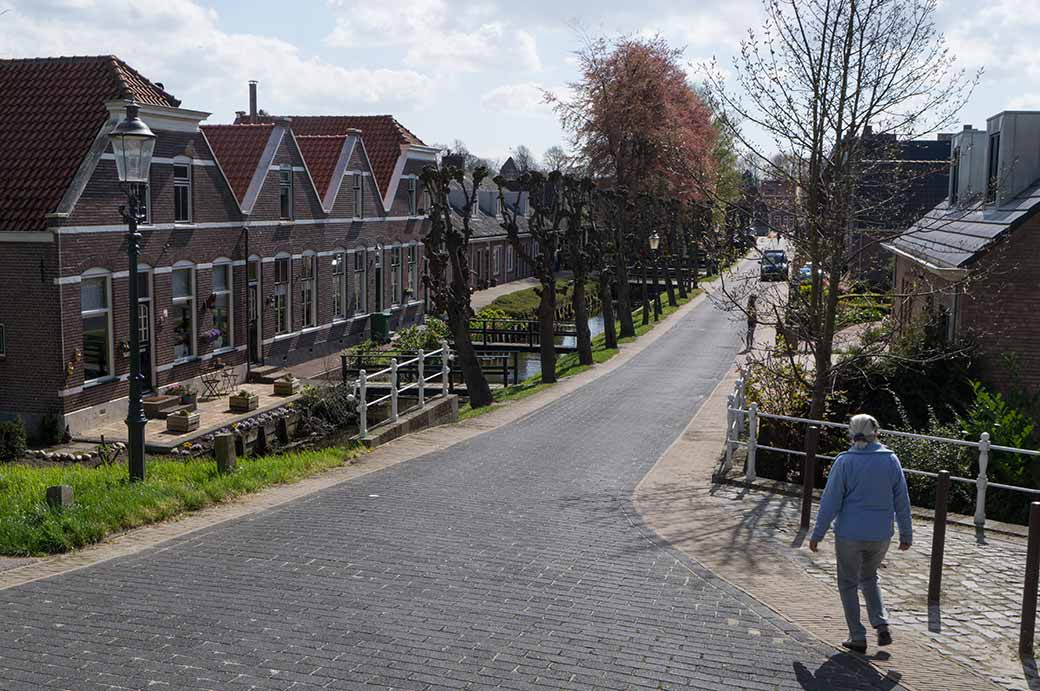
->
xmin=459 ymin=287 xmax=703 ymax=420
xmin=0 ymin=445 xmax=366 ymax=556
xmin=483 ymin=280 xmax=586 ymax=319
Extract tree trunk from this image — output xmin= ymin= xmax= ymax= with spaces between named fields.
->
xmin=451 ymin=317 xmax=492 ymax=408
xmin=663 ymin=254 xmax=677 ymax=306
xmin=615 ymin=222 xmax=636 ymax=338
xmin=640 ymin=259 xmax=650 ymax=326
xmin=572 ymin=279 xmax=593 ymax=365
xmin=598 ymin=271 xmax=617 ymax=349
xmin=676 ymin=237 xmax=688 ymax=299
xmin=538 ymin=283 xmax=557 ymax=383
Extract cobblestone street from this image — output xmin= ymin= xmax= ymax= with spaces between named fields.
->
xmin=0 ymin=288 xmax=908 ymax=690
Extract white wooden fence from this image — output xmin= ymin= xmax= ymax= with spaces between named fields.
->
xmin=724 ymin=377 xmax=1040 ymax=528
xmin=354 ymin=342 xmax=451 ymax=438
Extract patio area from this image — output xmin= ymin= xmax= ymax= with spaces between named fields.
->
xmin=73 ymin=383 xmax=302 ymax=453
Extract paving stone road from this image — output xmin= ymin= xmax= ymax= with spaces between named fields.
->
xmin=0 ymin=294 xmax=909 ymax=690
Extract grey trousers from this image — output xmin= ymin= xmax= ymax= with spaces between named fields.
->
xmin=835 ymin=538 xmax=891 ymax=640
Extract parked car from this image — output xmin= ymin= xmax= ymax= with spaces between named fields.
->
xmin=797 ymin=262 xmax=813 ymax=284
xmin=760 ymin=249 xmax=788 ymax=281
xmin=753 ymin=225 xmax=769 ymax=237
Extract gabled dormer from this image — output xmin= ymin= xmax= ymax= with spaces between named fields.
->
xmin=984 ymin=111 xmax=1040 ymax=205
xmin=948 ymin=124 xmax=987 ymax=207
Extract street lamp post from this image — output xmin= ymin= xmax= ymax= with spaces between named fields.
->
xmin=649 ymin=230 xmax=662 ymax=320
xmin=109 ymin=103 xmax=156 ymax=482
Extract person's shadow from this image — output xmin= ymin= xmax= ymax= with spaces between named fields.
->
xmin=794 ymin=654 xmax=904 ymax=690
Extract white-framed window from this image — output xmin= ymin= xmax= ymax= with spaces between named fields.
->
xmin=493 ymin=246 xmax=501 ymax=276
xmin=0 ymin=322 xmax=5 ymax=357
xmin=172 ymin=264 xmax=196 ymax=360
xmin=211 ymin=261 xmax=232 ymax=349
xmin=130 ymin=180 xmax=150 ymax=225
xmin=173 ymin=160 xmax=192 ymax=223
xmin=506 ymin=246 xmax=514 ymax=274
xmin=390 ymin=246 xmax=402 ymax=306
xmin=352 ymin=250 xmax=367 ymax=314
xmin=353 ymin=174 xmax=364 ymax=219
xmin=332 ymin=251 xmax=347 ymax=319
xmin=407 ymin=177 xmax=417 ymax=215
xmin=81 ymin=271 xmax=112 ymax=382
xmin=407 ymin=245 xmax=418 ymax=298
xmin=279 ymin=165 xmax=293 ymax=220
xmin=274 ymin=254 xmax=291 ymax=334
xmin=300 ymin=252 xmax=316 ymax=327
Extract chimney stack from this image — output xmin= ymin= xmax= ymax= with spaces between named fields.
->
xmin=441 ymin=153 xmax=466 ymax=171
xmin=964 ymin=124 xmax=973 ymax=131
xmin=249 ymin=80 xmax=258 ymax=123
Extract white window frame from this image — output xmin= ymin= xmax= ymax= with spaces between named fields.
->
xmin=493 ymin=246 xmax=501 ymax=276
xmin=0 ymin=322 xmax=5 ymax=357
xmin=506 ymin=246 xmax=514 ymax=273
xmin=80 ymin=269 xmax=113 ymax=384
xmin=332 ymin=250 xmax=347 ymax=319
xmin=407 ymin=244 xmax=418 ymax=299
xmin=300 ymin=251 xmax=317 ymax=328
xmin=352 ymin=250 xmax=367 ymax=315
xmin=279 ymin=165 xmax=294 ymax=221
xmin=211 ymin=259 xmax=233 ymax=350
xmin=171 ymin=262 xmax=196 ymax=361
xmin=390 ymin=246 xmax=402 ymax=307
xmin=353 ymin=173 xmax=364 ymax=219
xmin=274 ymin=253 xmax=292 ymax=334
xmin=407 ymin=177 xmax=417 ymax=216
xmin=173 ymin=157 xmax=192 ymax=224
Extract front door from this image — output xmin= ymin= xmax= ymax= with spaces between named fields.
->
xmin=136 ymin=272 xmax=153 ymax=392
xmin=248 ymin=259 xmax=262 ymax=364
xmin=374 ymin=250 xmax=384 ymax=312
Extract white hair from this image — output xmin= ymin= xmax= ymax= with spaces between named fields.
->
xmin=849 ymin=414 xmax=879 ymax=449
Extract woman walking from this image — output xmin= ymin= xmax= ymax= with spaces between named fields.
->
xmin=809 ymin=414 xmax=913 ymax=653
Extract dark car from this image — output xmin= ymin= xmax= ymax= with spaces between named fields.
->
xmin=760 ymin=249 xmax=788 ymax=281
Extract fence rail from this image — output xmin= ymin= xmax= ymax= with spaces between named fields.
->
xmin=347 ymin=342 xmax=451 ymax=438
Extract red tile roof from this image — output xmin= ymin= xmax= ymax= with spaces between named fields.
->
xmin=236 ymin=114 xmax=424 ymax=199
xmin=0 ymin=55 xmax=180 ymax=231
xmin=201 ymin=124 xmax=276 ymax=205
xmin=295 ymin=134 xmax=348 ymax=201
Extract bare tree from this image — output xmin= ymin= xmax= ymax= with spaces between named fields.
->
xmin=543 ymin=145 xmax=569 ymax=172
xmin=510 ymin=145 xmax=539 ymax=174
xmin=706 ymin=0 xmax=979 ymax=420
xmin=561 ymin=177 xmax=595 ymax=365
xmin=420 ymin=163 xmax=493 ymax=408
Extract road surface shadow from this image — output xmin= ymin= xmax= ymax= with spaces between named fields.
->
xmin=794 ymin=654 xmax=904 ymax=690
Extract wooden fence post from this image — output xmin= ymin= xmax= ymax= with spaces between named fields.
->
xmin=928 ymin=470 xmax=951 ymax=606
xmin=1020 ymin=502 xmax=1040 ymax=658
xmin=800 ymin=425 xmax=820 ymax=530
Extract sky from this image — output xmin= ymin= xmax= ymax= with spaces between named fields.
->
xmin=2 ymin=0 xmax=1038 ymax=167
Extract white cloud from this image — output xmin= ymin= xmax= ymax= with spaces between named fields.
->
xmin=2 ymin=0 xmax=435 ymax=121
xmin=324 ymin=0 xmax=541 ymax=74
xmin=480 ymin=82 xmax=554 ymax=117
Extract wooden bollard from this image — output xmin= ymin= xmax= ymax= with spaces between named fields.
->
xmin=46 ymin=485 xmax=73 ymax=509
xmin=214 ymin=433 xmax=236 ymax=474
xmin=254 ymin=426 xmax=268 ymax=457
xmin=927 ymin=470 xmax=951 ymax=606
xmin=276 ymin=417 xmax=289 ymax=444
xmin=234 ymin=433 xmax=245 ymax=457
xmin=800 ymin=425 xmax=820 ymax=530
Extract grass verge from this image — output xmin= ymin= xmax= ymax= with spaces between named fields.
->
xmin=0 ymin=445 xmax=366 ymax=556
xmin=484 ymin=280 xmax=583 ymax=319
xmin=459 ymin=286 xmax=704 ymax=420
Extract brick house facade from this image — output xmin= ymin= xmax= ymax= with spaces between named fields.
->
xmin=0 ymin=57 xmax=440 ymax=435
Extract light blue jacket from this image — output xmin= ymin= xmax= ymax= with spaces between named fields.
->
xmin=811 ymin=441 xmax=913 ymax=545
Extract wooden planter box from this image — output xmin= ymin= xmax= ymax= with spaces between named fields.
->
xmin=166 ymin=412 xmax=200 ymax=433
xmin=143 ymin=395 xmax=180 ymax=419
xmin=273 ymin=379 xmax=301 ymax=396
xmin=229 ymin=393 xmax=259 ymax=413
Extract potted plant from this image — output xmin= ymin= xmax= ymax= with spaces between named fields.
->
xmin=229 ymin=389 xmax=259 ymax=413
xmin=166 ymin=407 xmax=200 ymax=433
xmin=166 ymin=383 xmax=198 ymax=409
xmin=273 ymin=374 xmax=301 ymax=396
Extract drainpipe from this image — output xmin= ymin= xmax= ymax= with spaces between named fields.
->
xmin=244 ymin=223 xmax=251 ymax=382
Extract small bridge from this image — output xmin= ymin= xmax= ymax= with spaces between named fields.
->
xmin=464 ymin=318 xmax=578 ymax=353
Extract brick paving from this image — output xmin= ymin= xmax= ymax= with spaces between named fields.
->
xmin=0 ymin=281 xmax=907 ymax=690
xmin=635 ymin=361 xmax=1026 ymax=691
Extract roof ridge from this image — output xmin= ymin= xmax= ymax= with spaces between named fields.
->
xmin=202 ymin=123 xmax=276 ymax=129
xmin=107 ymin=56 xmax=181 ymax=108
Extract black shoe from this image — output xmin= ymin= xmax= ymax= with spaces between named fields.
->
xmin=877 ymin=627 xmax=892 ymax=647
xmin=842 ymin=639 xmax=867 ymax=654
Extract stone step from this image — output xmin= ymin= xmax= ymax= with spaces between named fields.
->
xmin=248 ymin=365 xmax=289 ymax=384
xmin=143 ymin=395 xmax=182 ymax=420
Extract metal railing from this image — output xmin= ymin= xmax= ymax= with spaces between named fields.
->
xmin=352 ymin=342 xmax=452 ymax=438
xmin=724 ymin=377 xmax=1040 ymax=529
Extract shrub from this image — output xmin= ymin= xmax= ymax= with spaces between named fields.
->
xmin=0 ymin=419 xmax=27 ymax=461
xmin=36 ymin=413 xmax=66 ymax=447
xmin=396 ymin=317 xmax=449 ymax=352
xmin=294 ymin=384 xmax=358 ymax=436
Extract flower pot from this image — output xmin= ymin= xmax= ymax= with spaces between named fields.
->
xmin=167 ymin=412 xmax=200 ymax=433
xmin=180 ymin=393 xmax=198 ymax=408
xmin=229 ymin=393 xmax=259 ymax=413
xmin=273 ymin=379 xmax=301 ymax=396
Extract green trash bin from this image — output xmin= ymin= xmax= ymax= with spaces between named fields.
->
xmin=370 ymin=311 xmax=391 ymax=343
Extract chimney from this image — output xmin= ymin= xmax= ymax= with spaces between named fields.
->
xmin=155 ymin=82 xmax=164 ymax=91
xmin=964 ymin=124 xmax=973 ymax=131
xmin=863 ymin=124 xmax=873 ymax=137
xmin=248 ymin=80 xmax=258 ymax=123
xmin=937 ymin=133 xmax=953 ymax=142
xmin=235 ymin=110 xmax=247 ymax=121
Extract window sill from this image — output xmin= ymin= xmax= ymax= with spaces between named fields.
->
xmin=173 ymin=222 xmax=195 ymax=228
xmin=273 ymin=333 xmax=295 ymax=342
xmin=173 ymin=356 xmax=200 ymax=366
xmin=210 ymin=346 xmax=236 ymax=356
xmin=406 ymin=300 xmax=424 ymax=307
xmin=83 ymin=375 xmax=118 ymax=389
xmin=301 ymin=326 xmax=321 ymax=334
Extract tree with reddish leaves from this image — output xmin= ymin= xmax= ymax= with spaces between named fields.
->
xmin=549 ymin=34 xmax=718 ymax=202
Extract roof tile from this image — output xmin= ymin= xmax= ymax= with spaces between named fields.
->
xmin=295 ymin=134 xmax=348 ymax=201
xmin=200 ymin=124 xmax=276 ymax=204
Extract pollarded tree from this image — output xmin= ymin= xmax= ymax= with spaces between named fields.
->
xmin=589 ymin=189 xmax=619 ymax=350
xmin=560 ymin=176 xmax=595 ymax=366
xmin=496 ymin=171 xmax=565 ymax=384
xmin=420 ymin=163 xmax=493 ymax=408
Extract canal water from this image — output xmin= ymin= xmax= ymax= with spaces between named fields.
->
xmin=514 ymin=313 xmax=606 ymax=381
